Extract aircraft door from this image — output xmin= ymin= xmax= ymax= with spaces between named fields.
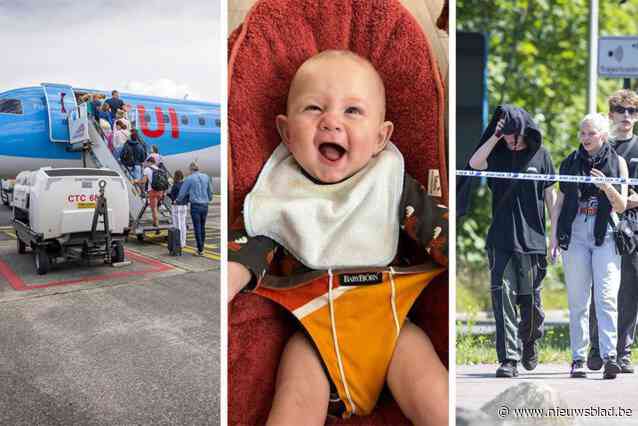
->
xmin=41 ymin=83 xmax=78 ymax=143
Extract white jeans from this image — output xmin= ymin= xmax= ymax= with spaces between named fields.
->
xmin=562 ymin=213 xmax=621 ymax=360
xmin=171 ymin=205 xmax=188 ymax=248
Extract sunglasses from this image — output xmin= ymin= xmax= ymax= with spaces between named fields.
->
xmin=612 ymin=105 xmax=638 ymax=115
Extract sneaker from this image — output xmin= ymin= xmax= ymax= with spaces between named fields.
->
xmin=603 ymin=356 xmax=621 ymax=379
xmin=570 ymin=360 xmax=587 ymax=378
xmin=619 ymin=358 xmax=634 ymax=374
xmin=496 ymin=360 xmax=519 ymax=378
xmin=587 ymin=347 xmax=603 ymax=371
xmin=522 ymin=341 xmax=538 ymax=371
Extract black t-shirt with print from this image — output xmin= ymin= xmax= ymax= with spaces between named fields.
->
xmin=486 ymin=145 xmax=555 ymax=254
xmin=612 ymin=136 xmax=638 ymax=190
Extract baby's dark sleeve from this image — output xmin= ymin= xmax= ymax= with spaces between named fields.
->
xmin=228 ymin=214 xmax=279 ymax=291
xmin=399 ymin=174 xmax=448 ymax=266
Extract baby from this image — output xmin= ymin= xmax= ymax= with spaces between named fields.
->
xmin=229 ymin=50 xmax=448 ymax=426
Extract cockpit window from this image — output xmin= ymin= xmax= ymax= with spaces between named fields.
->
xmin=0 ymin=99 xmax=23 ymax=115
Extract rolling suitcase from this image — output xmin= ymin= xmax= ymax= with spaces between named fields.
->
xmin=168 ymin=227 xmax=182 ymax=256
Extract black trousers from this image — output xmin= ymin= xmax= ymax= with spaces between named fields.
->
xmin=489 ymin=248 xmax=547 ymax=363
xmin=590 ymin=252 xmax=638 ymax=359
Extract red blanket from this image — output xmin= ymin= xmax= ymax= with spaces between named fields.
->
xmin=228 ymin=0 xmax=448 ymax=424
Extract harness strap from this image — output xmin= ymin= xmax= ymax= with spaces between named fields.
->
xmin=328 ymin=269 xmax=356 ymax=416
xmin=389 ymin=267 xmax=401 ymax=338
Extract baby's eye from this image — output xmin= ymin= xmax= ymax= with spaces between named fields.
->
xmin=345 ymin=106 xmax=362 ymax=115
xmin=304 ymin=105 xmax=322 ymax=112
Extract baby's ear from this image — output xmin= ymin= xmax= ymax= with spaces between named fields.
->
xmin=375 ymin=121 xmax=394 ymax=154
xmin=276 ymin=115 xmax=290 ymax=146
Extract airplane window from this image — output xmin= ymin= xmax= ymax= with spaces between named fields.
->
xmin=198 ymin=117 xmax=206 ymax=126
xmin=144 ymin=113 xmax=151 ymax=122
xmin=215 ymin=119 xmax=221 ymax=128
xmin=181 ymin=115 xmax=189 ymax=125
xmin=0 ymin=99 xmax=23 ymax=115
xmin=163 ymin=113 xmax=170 ymax=123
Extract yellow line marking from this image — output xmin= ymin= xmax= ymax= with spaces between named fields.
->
xmin=150 ymin=240 xmax=220 ymax=260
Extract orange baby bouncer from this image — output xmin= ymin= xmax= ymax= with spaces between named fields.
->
xmin=228 ymin=0 xmax=448 ymax=423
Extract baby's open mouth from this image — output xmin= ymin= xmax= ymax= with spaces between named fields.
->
xmin=319 ymin=143 xmax=346 ymax=161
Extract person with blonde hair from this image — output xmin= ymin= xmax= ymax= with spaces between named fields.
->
xmin=551 ymin=112 xmax=629 ymax=379
xmin=115 ymin=109 xmax=130 ymax=130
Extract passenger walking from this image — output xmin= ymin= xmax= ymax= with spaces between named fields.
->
xmin=112 ymin=120 xmax=129 ymax=157
xmin=168 ymin=170 xmax=188 ymax=250
xmin=105 ymin=90 xmax=124 ymax=125
xmin=176 ymin=162 xmax=212 ymax=256
xmin=99 ymin=103 xmax=112 ymax=133
xmin=115 ymin=109 xmax=130 ymax=131
xmin=121 ymin=129 xmax=146 ymax=180
xmin=588 ymin=90 xmax=638 ymax=374
xmin=551 ymin=113 xmax=629 ymax=379
xmin=136 ymin=156 xmax=169 ymax=228
xmin=148 ymin=144 xmax=163 ymax=167
xmin=89 ymin=94 xmax=102 ymax=120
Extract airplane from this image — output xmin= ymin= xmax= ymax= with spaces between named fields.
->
xmin=0 ymin=83 xmax=220 ymax=179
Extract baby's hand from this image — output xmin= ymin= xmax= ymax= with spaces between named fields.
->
xmin=228 ymin=261 xmax=252 ymax=303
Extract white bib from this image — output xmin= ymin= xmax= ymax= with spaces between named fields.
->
xmin=244 ymin=142 xmax=404 ymax=269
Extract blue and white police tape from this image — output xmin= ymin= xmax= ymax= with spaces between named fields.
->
xmin=456 ymin=169 xmax=638 ymax=185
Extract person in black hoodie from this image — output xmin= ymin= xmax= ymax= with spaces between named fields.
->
xmin=120 ymin=129 xmax=147 ymax=180
xmin=463 ymin=105 xmax=556 ymax=378
xmin=588 ymin=90 xmax=638 ymax=374
xmin=551 ymin=113 xmax=628 ymax=380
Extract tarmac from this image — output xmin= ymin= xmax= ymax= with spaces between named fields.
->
xmin=457 ymin=363 xmax=638 ymax=425
xmin=0 ymin=198 xmax=220 ymax=425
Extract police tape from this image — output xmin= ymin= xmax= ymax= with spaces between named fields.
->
xmin=456 ymin=170 xmax=638 ymax=185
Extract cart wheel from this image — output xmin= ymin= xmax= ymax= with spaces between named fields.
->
xmin=17 ymin=237 xmax=26 ymax=254
xmin=35 ymin=248 xmax=50 ymax=275
xmin=112 ymin=242 xmax=125 ymax=263
xmin=136 ymin=233 xmax=144 ymax=242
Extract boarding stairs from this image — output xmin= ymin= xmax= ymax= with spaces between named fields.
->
xmin=67 ymin=104 xmax=173 ymax=239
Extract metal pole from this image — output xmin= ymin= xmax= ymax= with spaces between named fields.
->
xmin=587 ymin=0 xmax=599 ymax=113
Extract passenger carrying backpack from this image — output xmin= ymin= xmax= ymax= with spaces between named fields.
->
xmin=120 ymin=143 xmax=135 ymax=167
xmin=150 ymin=167 xmax=170 ymax=191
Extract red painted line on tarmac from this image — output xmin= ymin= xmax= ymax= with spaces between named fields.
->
xmin=0 ymin=250 xmax=173 ymax=291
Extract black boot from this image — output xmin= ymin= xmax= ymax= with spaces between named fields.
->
xmin=496 ymin=360 xmax=519 ymax=378
xmin=522 ymin=341 xmax=538 ymax=371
